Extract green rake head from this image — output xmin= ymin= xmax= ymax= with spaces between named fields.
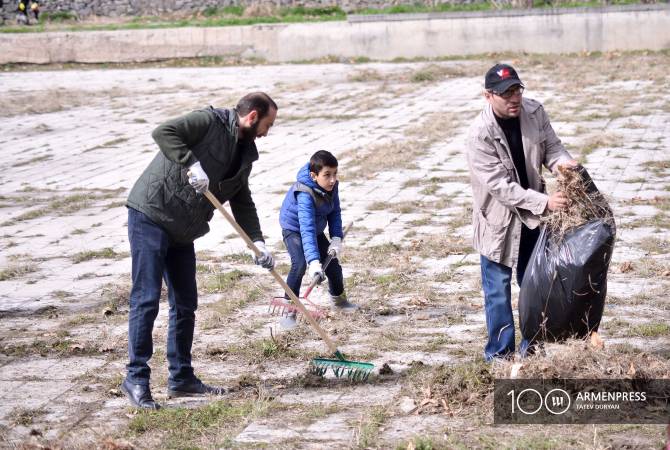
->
xmin=309 ymin=355 xmax=374 ymax=382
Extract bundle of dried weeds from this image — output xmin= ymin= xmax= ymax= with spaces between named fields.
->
xmin=542 ymin=166 xmax=615 ymax=238
xmin=407 ymin=360 xmax=494 ymax=416
xmin=493 ymin=340 xmax=670 ymax=380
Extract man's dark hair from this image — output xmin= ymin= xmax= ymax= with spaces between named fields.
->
xmin=309 ymin=150 xmax=338 ymax=174
xmin=236 ymin=92 xmax=277 ymax=119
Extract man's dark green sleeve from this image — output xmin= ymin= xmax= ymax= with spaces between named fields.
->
xmin=151 ymin=110 xmax=212 ymax=167
xmin=229 ymin=182 xmax=264 ymax=243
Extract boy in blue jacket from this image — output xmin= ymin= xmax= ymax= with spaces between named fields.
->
xmin=279 ymin=150 xmax=358 ymax=327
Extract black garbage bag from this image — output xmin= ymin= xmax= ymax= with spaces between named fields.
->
xmin=519 ymin=167 xmax=616 ymax=343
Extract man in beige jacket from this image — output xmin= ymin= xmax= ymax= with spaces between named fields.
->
xmin=467 ymin=64 xmax=577 ymax=361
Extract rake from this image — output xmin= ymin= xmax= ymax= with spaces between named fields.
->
xmin=267 ymin=222 xmax=354 ymax=323
xmin=203 ymin=190 xmax=374 ymax=381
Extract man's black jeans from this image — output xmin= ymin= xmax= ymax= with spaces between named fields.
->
xmin=126 ymin=207 xmax=198 ymax=388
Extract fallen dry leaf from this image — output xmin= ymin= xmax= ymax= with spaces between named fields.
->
xmin=618 ymin=261 xmax=634 ymax=273
xmin=590 ymin=331 xmax=605 ymax=350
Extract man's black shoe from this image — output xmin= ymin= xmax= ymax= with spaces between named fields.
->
xmin=167 ymin=379 xmax=227 ymax=398
xmin=121 ymin=379 xmax=161 ymax=410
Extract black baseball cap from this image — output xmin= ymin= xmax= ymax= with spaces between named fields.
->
xmin=485 ymin=63 xmax=524 ymax=94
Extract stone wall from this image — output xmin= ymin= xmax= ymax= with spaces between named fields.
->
xmin=1 ymin=4 xmax=667 ymax=64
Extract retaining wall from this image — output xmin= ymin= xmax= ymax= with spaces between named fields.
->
xmin=0 ymin=4 xmax=667 ymax=64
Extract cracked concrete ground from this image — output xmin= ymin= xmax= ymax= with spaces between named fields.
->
xmin=0 ymin=52 xmax=669 ymax=449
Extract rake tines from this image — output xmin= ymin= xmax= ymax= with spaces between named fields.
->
xmin=309 ymin=357 xmax=374 ymax=382
xmin=268 ymin=297 xmax=325 ymax=321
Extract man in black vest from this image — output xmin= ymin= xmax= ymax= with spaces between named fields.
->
xmin=123 ymin=92 xmax=277 ymax=409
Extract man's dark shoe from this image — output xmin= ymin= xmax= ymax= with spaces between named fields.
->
xmin=167 ymin=379 xmax=227 ymax=398
xmin=121 ymin=379 xmax=161 ymax=410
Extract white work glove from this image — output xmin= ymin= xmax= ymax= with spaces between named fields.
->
xmin=308 ymin=260 xmax=324 ymax=283
xmin=328 ymin=236 xmax=343 ymax=258
xmin=188 ymin=161 xmax=209 ymax=194
xmin=252 ymin=241 xmax=274 ymax=270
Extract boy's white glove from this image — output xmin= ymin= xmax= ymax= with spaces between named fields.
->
xmin=252 ymin=241 xmax=274 ymax=270
xmin=188 ymin=161 xmax=209 ymax=194
xmin=308 ymin=260 xmax=324 ymax=283
xmin=327 ymin=236 xmax=343 ymax=258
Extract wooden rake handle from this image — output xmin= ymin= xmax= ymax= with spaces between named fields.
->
xmin=203 ymin=190 xmax=340 ymax=355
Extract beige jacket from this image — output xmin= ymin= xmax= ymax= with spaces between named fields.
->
xmin=467 ymin=97 xmax=572 ymax=267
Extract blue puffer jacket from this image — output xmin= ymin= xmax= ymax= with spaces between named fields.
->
xmin=279 ymin=162 xmax=343 ymax=263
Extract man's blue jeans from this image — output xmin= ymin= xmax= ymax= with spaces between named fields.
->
xmin=282 ymin=229 xmax=344 ymax=298
xmin=126 ymin=207 xmax=198 ymax=387
xmin=480 ymin=224 xmax=539 ymax=361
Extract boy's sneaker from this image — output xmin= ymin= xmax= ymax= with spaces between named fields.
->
xmin=279 ymin=312 xmax=299 ymax=330
xmin=331 ymin=292 xmax=358 ymax=311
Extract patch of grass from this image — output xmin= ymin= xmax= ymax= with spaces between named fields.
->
xmin=41 ymin=10 xmax=78 ymax=22
xmin=1 ymin=189 xmax=125 ymax=225
xmin=632 ymin=258 xmax=670 ymax=278
xmin=105 ymin=200 xmax=126 ymax=210
xmin=72 ymin=247 xmax=127 ymax=263
xmin=630 ymin=322 xmax=670 ymax=337
xmin=207 ymin=285 xmax=262 ymax=319
xmin=409 ymin=64 xmax=468 ymax=83
xmin=65 ymin=314 xmax=98 ymax=326
xmin=99 ymin=281 xmax=131 ymax=314
xmin=418 ymin=335 xmax=455 ymax=353
xmin=446 ymin=208 xmax=472 ymax=230
xmin=128 ymin=396 xmax=272 ymax=449
xmin=11 ymin=154 xmax=53 ymax=168
xmin=356 ymin=405 xmax=389 ymax=449
xmin=642 ymin=159 xmax=670 ymax=176
xmin=405 ymin=360 xmax=493 ymax=415
xmin=0 ymin=262 xmax=38 ymax=281
xmin=9 ymin=407 xmax=47 ymax=426
xmin=200 ymin=269 xmax=250 ymax=294
xmin=402 ymin=178 xmax=424 ymax=188
xmin=343 ymin=111 xmax=464 ymax=179
xmin=419 ymin=184 xmax=440 ymax=196
xmin=577 ymin=133 xmax=623 ymax=161
xmin=219 ymin=252 xmax=251 ymax=264
xmin=408 ymin=216 xmax=432 ymax=226
xmin=397 ymin=436 xmax=442 ymax=450
xmin=226 ymin=332 xmax=309 ymax=364
xmin=75 ymin=272 xmax=99 ymax=280
xmin=348 ymin=69 xmax=383 ymax=82
xmin=1 ymin=338 xmax=100 ymax=357
xmin=52 ymin=290 xmax=73 ymax=299
xmin=373 ymin=272 xmax=413 ymax=297
xmin=298 ymin=403 xmax=343 ymax=422
xmin=623 ymin=177 xmax=646 ymax=183
xmin=636 ymin=237 xmax=670 ymax=255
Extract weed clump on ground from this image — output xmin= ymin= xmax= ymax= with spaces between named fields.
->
xmin=405 ymin=360 xmax=493 ymax=415
xmin=72 ymin=247 xmax=128 ymax=263
xmin=493 ymin=339 xmax=670 ymax=379
xmin=0 ymin=262 xmax=38 ymax=281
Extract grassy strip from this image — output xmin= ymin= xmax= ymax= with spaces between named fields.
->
xmin=0 ymin=6 xmax=345 ymax=33
xmin=0 ymin=0 xmax=651 ymax=33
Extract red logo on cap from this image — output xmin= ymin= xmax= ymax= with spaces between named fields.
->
xmin=497 ymin=68 xmax=511 ymax=79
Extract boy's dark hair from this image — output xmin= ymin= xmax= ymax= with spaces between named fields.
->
xmin=236 ymin=92 xmax=278 ymax=119
xmin=309 ymin=150 xmax=338 ymax=174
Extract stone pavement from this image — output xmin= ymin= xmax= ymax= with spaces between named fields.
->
xmin=0 ymin=56 xmax=668 ymax=448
